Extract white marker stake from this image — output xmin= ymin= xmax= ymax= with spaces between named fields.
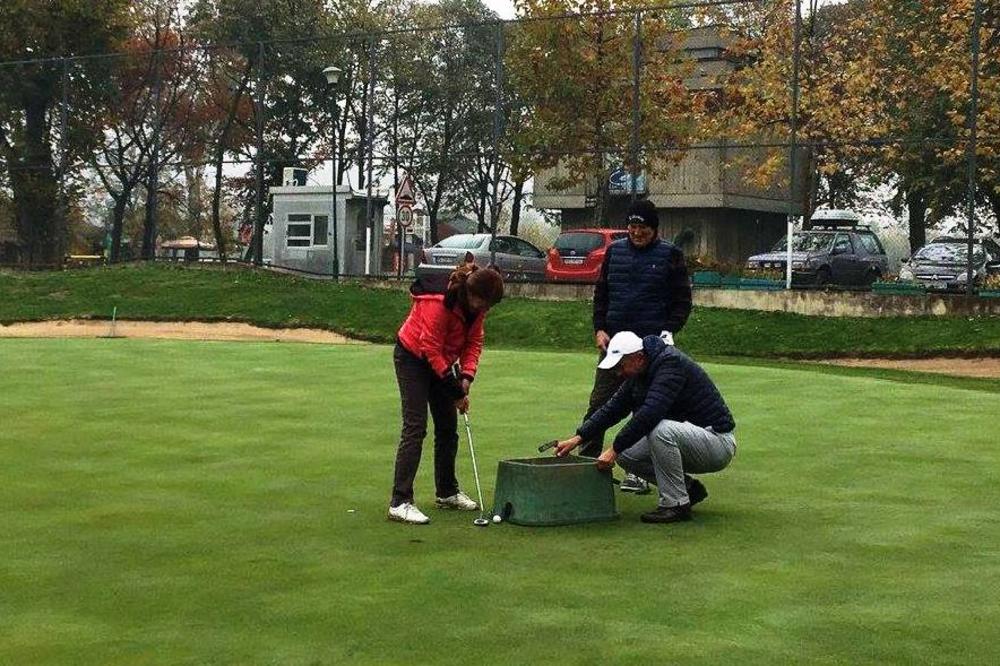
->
xmin=365 ymin=227 xmax=372 ymax=276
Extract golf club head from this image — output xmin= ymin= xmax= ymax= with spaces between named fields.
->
xmin=473 ymin=517 xmax=490 ymax=527
xmin=537 ymin=439 xmax=558 ymax=453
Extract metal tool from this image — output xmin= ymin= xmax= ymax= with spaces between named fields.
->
xmin=537 ymin=439 xmax=558 ymax=453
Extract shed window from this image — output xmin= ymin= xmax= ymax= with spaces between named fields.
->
xmin=286 ymin=214 xmax=328 ymax=248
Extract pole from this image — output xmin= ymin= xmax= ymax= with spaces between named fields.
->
xmin=331 ymin=88 xmax=340 ymax=280
xmin=58 ymin=58 xmax=70 ymax=259
xmin=253 ymin=42 xmax=266 ymax=266
xmin=365 ymin=38 xmax=376 ymax=276
xmin=142 ymin=49 xmax=163 ymax=261
xmin=489 ymin=21 xmax=504 ymax=267
xmin=965 ymin=0 xmax=982 ymax=297
xmin=395 ymin=80 xmax=404 ymax=279
xmin=786 ymin=0 xmax=802 ymax=290
xmin=630 ymin=11 xmax=642 ymax=203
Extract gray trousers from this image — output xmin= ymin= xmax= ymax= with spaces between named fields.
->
xmin=617 ymin=420 xmax=736 ymax=508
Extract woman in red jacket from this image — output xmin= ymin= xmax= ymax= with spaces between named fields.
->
xmin=389 ymin=258 xmax=505 ymax=524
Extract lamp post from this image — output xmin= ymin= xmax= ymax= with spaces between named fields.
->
xmin=323 ymin=66 xmax=342 ymax=279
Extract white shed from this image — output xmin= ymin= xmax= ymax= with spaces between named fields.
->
xmin=266 ymin=181 xmax=389 ymax=277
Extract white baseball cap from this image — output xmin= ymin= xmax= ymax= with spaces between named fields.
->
xmin=598 ymin=331 xmax=644 ymax=370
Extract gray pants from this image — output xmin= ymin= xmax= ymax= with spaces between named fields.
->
xmin=618 ymin=420 xmax=736 ymax=508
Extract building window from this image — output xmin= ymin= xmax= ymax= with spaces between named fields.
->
xmin=286 ymin=213 xmax=328 ymax=248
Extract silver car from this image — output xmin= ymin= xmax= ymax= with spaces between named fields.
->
xmin=899 ymin=238 xmax=1000 ymax=291
xmin=417 ymin=233 xmax=547 ymax=281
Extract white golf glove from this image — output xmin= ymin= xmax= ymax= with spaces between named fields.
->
xmin=659 ymin=330 xmax=674 ymax=346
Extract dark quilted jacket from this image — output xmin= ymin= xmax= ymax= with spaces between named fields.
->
xmin=577 ymin=336 xmax=736 ymax=453
xmin=593 ymin=237 xmax=692 ymax=338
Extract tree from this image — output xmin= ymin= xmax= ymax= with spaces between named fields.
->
xmin=710 ymin=0 xmax=997 ymax=251
xmin=188 ymin=0 xmax=331 ymax=262
xmin=90 ymin=0 xmax=202 ymax=262
xmin=389 ymin=0 xmax=500 ymax=243
xmin=0 ymin=0 xmax=131 ymax=265
xmin=508 ymin=0 xmax=700 ymax=225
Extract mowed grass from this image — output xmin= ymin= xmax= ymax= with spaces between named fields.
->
xmin=2 ymin=339 xmax=999 ymax=665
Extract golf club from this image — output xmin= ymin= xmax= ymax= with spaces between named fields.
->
xmin=461 ymin=412 xmax=490 ymax=527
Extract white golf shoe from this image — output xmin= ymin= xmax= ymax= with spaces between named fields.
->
xmin=434 ymin=491 xmax=479 ymax=511
xmin=387 ymin=502 xmax=430 ymax=524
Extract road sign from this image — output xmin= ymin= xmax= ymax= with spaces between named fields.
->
xmin=398 ymin=204 xmax=414 ymax=228
xmin=396 ymin=175 xmax=416 ymax=205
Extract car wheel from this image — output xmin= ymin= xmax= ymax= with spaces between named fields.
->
xmin=816 ymin=267 xmax=831 ymax=287
xmin=865 ymin=269 xmax=881 ymax=287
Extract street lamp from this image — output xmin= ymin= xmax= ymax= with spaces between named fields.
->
xmin=323 ymin=65 xmax=342 ymax=279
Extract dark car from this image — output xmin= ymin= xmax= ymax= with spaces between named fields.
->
xmin=746 ymin=213 xmax=889 ymax=287
xmin=416 ymin=233 xmax=547 ymax=281
xmin=899 ymin=237 xmax=1000 ymax=291
xmin=545 ymin=228 xmax=628 ymax=283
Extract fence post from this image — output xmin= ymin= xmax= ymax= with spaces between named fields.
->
xmin=142 ymin=49 xmax=164 ymax=261
xmin=489 ymin=21 xmax=505 ymax=267
xmin=630 ymin=10 xmax=642 ymax=203
xmin=786 ymin=0 xmax=802 ymax=290
xmin=253 ymin=41 xmax=266 ymax=266
xmin=364 ymin=37 xmax=376 ymax=276
xmin=965 ymin=0 xmax=982 ymax=297
xmin=58 ymin=58 xmax=70 ymax=261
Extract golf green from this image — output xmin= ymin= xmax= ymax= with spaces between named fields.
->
xmin=2 ymin=339 xmax=998 ymax=664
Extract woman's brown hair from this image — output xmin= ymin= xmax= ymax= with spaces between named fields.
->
xmin=445 ymin=252 xmax=504 ymax=310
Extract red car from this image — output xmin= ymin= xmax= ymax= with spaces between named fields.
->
xmin=545 ymin=228 xmax=628 ymax=283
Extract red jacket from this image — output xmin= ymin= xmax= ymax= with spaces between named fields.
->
xmin=397 ymin=293 xmax=486 ymax=380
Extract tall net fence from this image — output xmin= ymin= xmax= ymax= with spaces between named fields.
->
xmin=0 ymin=0 xmax=996 ymax=295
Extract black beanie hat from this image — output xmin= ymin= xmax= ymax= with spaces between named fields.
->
xmin=626 ymin=199 xmax=659 ymax=230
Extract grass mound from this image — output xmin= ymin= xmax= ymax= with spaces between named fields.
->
xmin=3 ymin=263 xmax=1000 ymax=358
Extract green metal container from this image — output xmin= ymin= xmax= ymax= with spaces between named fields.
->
xmin=491 ymin=456 xmax=618 ymax=526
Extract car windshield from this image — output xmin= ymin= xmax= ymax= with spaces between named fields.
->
xmin=435 ymin=235 xmax=484 ymax=249
xmin=913 ymin=243 xmax=984 ymax=264
xmin=554 ymin=232 xmax=604 ymax=254
xmin=771 ymin=233 xmax=834 ymax=253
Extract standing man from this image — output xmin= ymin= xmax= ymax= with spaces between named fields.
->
xmin=584 ymin=199 xmax=693 ymax=494
xmin=553 ymin=331 xmax=737 ymax=524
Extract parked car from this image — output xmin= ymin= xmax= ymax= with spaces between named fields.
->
xmin=745 ymin=210 xmax=889 ymax=286
xmin=899 ymin=237 xmax=1000 ymax=291
xmin=416 ymin=233 xmax=547 ymax=281
xmin=545 ymin=228 xmax=628 ymax=283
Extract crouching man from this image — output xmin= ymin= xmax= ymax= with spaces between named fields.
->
xmin=552 ymin=331 xmax=736 ymax=524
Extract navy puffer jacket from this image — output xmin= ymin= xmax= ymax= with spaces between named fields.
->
xmin=593 ymin=237 xmax=692 ymax=338
xmin=576 ymin=336 xmax=736 ymax=453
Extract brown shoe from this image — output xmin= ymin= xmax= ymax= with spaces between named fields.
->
xmin=640 ymin=503 xmax=692 ymax=524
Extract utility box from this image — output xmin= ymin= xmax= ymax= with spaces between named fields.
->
xmin=491 ymin=456 xmax=618 ymax=526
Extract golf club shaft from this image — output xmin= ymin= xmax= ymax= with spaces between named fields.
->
xmin=462 ymin=413 xmax=487 ymax=520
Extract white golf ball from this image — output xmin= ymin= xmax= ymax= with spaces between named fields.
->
xmin=492 ymin=515 xmax=502 ymax=523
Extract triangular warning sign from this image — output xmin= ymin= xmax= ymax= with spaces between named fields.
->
xmin=396 ymin=176 xmax=416 ymax=205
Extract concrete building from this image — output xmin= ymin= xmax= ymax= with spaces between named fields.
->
xmin=266 ymin=182 xmax=388 ymax=276
xmin=531 ymin=26 xmax=806 ymax=265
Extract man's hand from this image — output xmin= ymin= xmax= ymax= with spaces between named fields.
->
xmin=554 ymin=435 xmax=582 ymax=457
xmin=456 ymin=396 xmax=470 ymax=414
xmin=596 ymin=447 xmax=617 ymax=470
xmin=460 ymin=378 xmax=472 ymax=395
xmin=595 ymin=330 xmax=610 ymax=352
